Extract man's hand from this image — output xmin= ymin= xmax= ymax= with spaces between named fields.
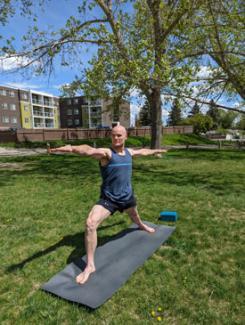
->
xmin=153 ymin=149 xmax=168 ymax=157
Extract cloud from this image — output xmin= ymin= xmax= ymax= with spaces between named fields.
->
xmin=0 ymin=55 xmax=33 ymax=72
xmin=162 ymin=108 xmax=169 ymax=117
xmin=130 ymin=103 xmax=141 ymax=126
xmin=196 ymin=66 xmax=213 ymax=79
xmin=130 ymin=88 xmax=141 ymax=98
xmin=4 ymin=82 xmax=43 ymax=90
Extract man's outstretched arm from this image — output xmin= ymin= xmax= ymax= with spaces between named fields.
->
xmin=47 ymin=144 xmax=110 ymax=160
xmin=128 ymin=148 xmax=168 ymax=157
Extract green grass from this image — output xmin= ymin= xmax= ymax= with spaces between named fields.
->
xmin=0 ymin=133 xmax=215 ymax=149
xmin=0 ymin=149 xmax=244 ymax=324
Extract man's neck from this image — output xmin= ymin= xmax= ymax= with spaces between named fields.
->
xmin=112 ymin=145 xmax=125 ymax=154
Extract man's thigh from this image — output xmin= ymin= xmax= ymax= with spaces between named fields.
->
xmin=88 ymin=204 xmax=112 ymax=227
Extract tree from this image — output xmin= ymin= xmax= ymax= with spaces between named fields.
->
xmin=1 ymin=1 xmax=244 ymax=148
xmin=139 ymin=101 xmax=151 ymax=126
xmin=219 ymin=111 xmax=237 ymax=129
xmin=188 ymin=101 xmax=200 ymax=117
xmin=183 ymin=114 xmax=213 ymax=134
xmin=168 ymin=98 xmax=182 ymax=126
xmin=235 ymin=115 xmax=245 ymax=130
xmin=207 ymin=99 xmax=220 ymax=129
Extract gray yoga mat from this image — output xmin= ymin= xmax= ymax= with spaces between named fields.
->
xmin=42 ymin=221 xmax=175 ymax=309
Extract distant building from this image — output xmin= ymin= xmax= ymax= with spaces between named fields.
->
xmin=59 ymin=96 xmax=130 ymax=129
xmin=0 ymin=86 xmax=22 ymax=129
xmin=0 ymin=85 xmax=130 ymax=129
xmin=0 ymin=85 xmax=60 ymax=129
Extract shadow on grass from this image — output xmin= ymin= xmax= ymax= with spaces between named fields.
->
xmin=133 ymin=167 xmax=244 ymax=196
xmin=6 ymin=220 xmax=130 ymax=273
xmin=1 ymin=151 xmax=244 ymax=196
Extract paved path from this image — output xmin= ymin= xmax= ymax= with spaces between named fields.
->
xmin=0 ymin=147 xmax=47 ymax=157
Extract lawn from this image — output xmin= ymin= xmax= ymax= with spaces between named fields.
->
xmin=0 ymin=149 xmax=244 ymax=324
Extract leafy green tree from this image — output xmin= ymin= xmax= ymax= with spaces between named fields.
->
xmin=139 ymin=101 xmax=151 ymax=126
xmin=206 ymin=99 xmax=220 ymax=129
xmin=1 ymin=0 xmax=244 ymax=147
xmin=183 ymin=113 xmax=213 ymax=134
xmin=188 ymin=101 xmax=200 ymax=117
xmin=219 ymin=111 xmax=238 ymax=129
xmin=168 ymin=98 xmax=182 ymax=126
xmin=235 ymin=115 xmax=245 ymax=130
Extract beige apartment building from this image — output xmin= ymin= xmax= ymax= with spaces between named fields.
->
xmin=0 ymin=85 xmax=60 ymax=130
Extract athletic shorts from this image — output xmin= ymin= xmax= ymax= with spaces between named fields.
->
xmin=97 ymin=194 xmax=137 ymax=215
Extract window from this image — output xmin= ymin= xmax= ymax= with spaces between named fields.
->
xmin=22 ymin=93 xmax=28 ymax=100
xmin=9 ymin=104 xmax=16 ymax=111
xmin=25 ymin=118 xmax=29 ymax=123
xmin=74 ymin=98 xmax=79 ymax=104
xmin=2 ymin=103 xmax=8 ymax=110
xmin=74 ymin=119 xmax=80 ymax=126
xmin=24 ymin=105 xmax=29 ymax=111
xmin=74 ymin=108 xmax=79 ymax=115
xmin=67 ymin=109 xmax=72 ymax=115
xmin=67 ymin=119 xmax=73 ymax=126
xmin=2 ymin=116 xmax=9 ymax=123
xmin=11 ymin=117 xmax=17 ymax=124
xmin=0 ymin=89 xmax=7 ymax=96
xmin=67 ymin=99 xmax=72 ymax=105
xmin=9 ymin=91 xmax=15 ymax=97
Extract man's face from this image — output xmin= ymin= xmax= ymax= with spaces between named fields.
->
xmin=111 ymin=126 xmax=127 ymax=148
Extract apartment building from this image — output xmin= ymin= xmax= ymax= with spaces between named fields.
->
xmin=0 ymin=85 xmax=130 ymax=129
xmin=0 ymin=85 xmax=60 ymax=129
xmin=21 ymin=90 xmax=60 ymax=129
xmin=0 ymin=86 xmax=22 ymax=129
xmin=59 ymin=96 xmax=130 ymax=128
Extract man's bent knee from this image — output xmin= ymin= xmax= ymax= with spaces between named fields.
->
xmin=85 ymin=215 xmax=98 ymax=232
xmin=85 ymin=205 xmax=111 ymax=232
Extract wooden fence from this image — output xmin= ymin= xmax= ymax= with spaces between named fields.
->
xmin=0 ymin=125 xmax=193 ymax=143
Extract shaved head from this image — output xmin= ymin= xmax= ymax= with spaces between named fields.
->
xmin=112 ymin=125 xmax=127 ymax=136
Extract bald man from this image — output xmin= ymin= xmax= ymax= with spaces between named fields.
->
xmin=48 ymin=125 xmax=167 ymax=284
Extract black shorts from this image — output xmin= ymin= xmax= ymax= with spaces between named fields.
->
xmin=97 ymin=194 xmax=137 ymax=215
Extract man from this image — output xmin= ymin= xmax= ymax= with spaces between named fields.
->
xmin=48 ymin=125 xmax=167 ymax=284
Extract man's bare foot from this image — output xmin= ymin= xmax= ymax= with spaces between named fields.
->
xmin=139 ymin=223 xmax=155 ymax=233
xmin=76 ymin=266 xmax=96 ymax=284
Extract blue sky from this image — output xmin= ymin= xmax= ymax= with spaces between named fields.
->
xmin=0 ymin=1 xmax=243 ymax=125
xmin=0 ymin=0 xmax=93 ymax=95
xmin=0 ymin=0 xmax=146 ymax=125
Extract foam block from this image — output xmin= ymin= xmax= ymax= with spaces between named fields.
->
xmin=159 ymin=211 xmax=179 ymax=222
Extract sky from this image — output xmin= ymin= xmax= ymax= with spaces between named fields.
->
xmin=0 ymin=1 xmax=243 ymax=126
xmin=0 ymin=0 xmax=92 ymax=94
xmin=0 ymin=0 xmax=146 ymax=125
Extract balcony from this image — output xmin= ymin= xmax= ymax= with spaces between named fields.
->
xmin=44 ymin=112 xmax=54 ymax=117
xmin=32 ymin=98 xmax=43 ymax=105
xmin=34 ymin=123 xmax=45 ymax=128
xmin=44 ymin=101 xmax=54 ymax=107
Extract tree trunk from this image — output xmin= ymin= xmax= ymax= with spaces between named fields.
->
xmin=148 ymin=87 xmax=162 ymax=148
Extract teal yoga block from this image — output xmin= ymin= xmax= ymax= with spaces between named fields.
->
xmin=159 ymin=211 xmax=179 ymax=222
